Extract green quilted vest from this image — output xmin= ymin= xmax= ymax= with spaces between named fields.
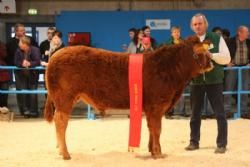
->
xmin=191 ymin=32 xmax=224 ymax=85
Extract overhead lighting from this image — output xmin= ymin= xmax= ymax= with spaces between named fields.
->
xmin=28 ymin=8 xmax=38 ymax=15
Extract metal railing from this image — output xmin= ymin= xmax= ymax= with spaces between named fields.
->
xmin=1 ymin=65 xmax=249 ymax=119
xmin=0 ymin=66 xmax=95 ymax=120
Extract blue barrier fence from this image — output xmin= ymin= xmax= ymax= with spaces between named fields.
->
xmin=1 ymin=65 xmax=250 ymax=119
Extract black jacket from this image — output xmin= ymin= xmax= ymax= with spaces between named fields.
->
xmin=6 ymin=36 xmax=38 ymax=65
xmin=226 ymin=37 xmax=250 ymax=64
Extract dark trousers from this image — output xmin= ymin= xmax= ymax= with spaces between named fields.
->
xmin=189 ymin=84 xmax=227 ymax=148
xmin=0 ymin=81 xmax=9 ymax=107
xmin=15 ymin=71 xmax=38 ymax=114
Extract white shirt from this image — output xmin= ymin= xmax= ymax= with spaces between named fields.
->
xmin=199 ymin=34 xmax=231 ymax=65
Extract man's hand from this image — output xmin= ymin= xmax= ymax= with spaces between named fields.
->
xmin=227 ymin=62 xmax=234 ymax=67
xmin=22 ymin=59 xmax=31 ymax=68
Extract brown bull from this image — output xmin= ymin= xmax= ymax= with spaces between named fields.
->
xmin=44 ymin=36 xmax=213 ymax=160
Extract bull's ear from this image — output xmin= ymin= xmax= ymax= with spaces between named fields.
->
xmin=202 ymin=40 xmax=211 ymax=51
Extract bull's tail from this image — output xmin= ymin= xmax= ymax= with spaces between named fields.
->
xmin=44 ymin=95 xmax=55 ymax=122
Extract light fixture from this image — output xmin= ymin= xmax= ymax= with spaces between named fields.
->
xmin=28 ymin=8 xmax=38 ymax=15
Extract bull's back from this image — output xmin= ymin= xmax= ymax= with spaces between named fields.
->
xmin=46 ymin=46 xmax=130 ymax=109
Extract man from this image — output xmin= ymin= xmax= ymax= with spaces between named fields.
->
xmin=6 ymin=23 xmax=38 ymax=116
xmin=39 ymin=27 xmax=56 ymax=62
xmin=185 ymin=13 xmax=231 ymax=154
xmin=14 ymin=36 xmax=40 ymax=117
xmin=224 ymin=26 xmax=250 ymax=118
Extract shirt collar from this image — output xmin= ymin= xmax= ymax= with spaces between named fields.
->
xmin=198 ymin=33 xmax=206 ymax=42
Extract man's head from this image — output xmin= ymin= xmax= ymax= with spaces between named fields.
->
xmin=237 ymin=26 xmax=249 ymax=41
xmin=142 ymin=25 xmax=151 ymax=37
xmin=47 ymin=27 xmax=56 ymax=41
xmin=14 ymin=23 xmax=25 ymax=39
xmin=128 ymin=28 xmax=136 ymax=40
xmin=19 ymin=36 xmax=31 ymax=52
xmin=190 ymin=13 xmax=208 ymax=36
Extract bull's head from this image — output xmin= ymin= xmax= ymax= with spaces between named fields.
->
xmin=187 ymin=36 xmax=214 ymax=73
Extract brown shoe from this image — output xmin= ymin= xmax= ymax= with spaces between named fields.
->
xmin=185 ymin=143 xmax=199 ymax=151
xmin=214 ymin=147 xmax=226 ymax=154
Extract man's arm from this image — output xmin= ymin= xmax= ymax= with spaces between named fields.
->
xmin=211 ymin=36 xmax=231 ymax=65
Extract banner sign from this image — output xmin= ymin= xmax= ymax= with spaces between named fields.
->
xmin=146 ymin=19 xmax=171 ymax=30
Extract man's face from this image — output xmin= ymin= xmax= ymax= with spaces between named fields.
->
xmin=129 ymin=31 xmax=135 ymax=40
xmin=238 ymin=27 xmax=249 ymax=41
xmin=191 ymin=16 xmax=207 ymax=36
xmin=47 ymin=30 xmax=55 ymax=41
xmin=15 ymin=26 xmax=25 ymax=38
xmin=143 ymin=28 xmax=151 ymax=37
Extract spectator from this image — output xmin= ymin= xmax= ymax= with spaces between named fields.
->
xmin=224 ymin=25 xmax=250 ymax=119
xmin=39 ymin=27 xmax=56 ymax=62
xmin=212 ymin=26 xmax=222 ymax=36
xmin=185 ymin=13 xmax=230 ymax=154
xmin=222 ymin=28 xmax=231 ymax=41
xmin=142 ymin=25 xmax=157 ymax=49
xmin=132 ymin=29 xmax=153 ymax=53
xmin=162 ymin=26 xmax=187 ymax=118
xmin=6 ymin=23 xmax=38 ymax=116
xmin=14 ymin=36 xmax=41 ymax=117
xmin=6 ymin=23 xmax=38 ymax=66
xmin=0 ymin=41 xmax=10 ymax=108
xmin=41 ymin=30 xmax=65 ymax=67
xmin=127 ymin=28 xmax=137 ymax=53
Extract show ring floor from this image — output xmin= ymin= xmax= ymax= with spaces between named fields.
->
xmin=0 ymin=118 xmax=249 ymax=167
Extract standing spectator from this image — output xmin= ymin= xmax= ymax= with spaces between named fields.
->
xmin=6 ymin=23 xmax=38 ymax=116
xmin=185 ymin=13 xmax=230 ymax=154
xmin=222 ymin=28 xmax=231 ymax=41
xmin=0 ymin=41 xmax=10 ymax=108
xmin=162 ymin=26 xmax=187 ymax=118
xmin=224 ymin=25 xmax=250 ymax=119
xmin=6 ymin=23 xmax=38 ymax=66
xmin=14 ymin=36 xmax=41 ymax=117
xmin=142 ymin=25 xmax=157 ymax=49
xmin=40 ymin=30 xmax=64 ymax=67
xmin=39 ymin=27 xmax=56 ymax=62
xmin=126 ymin=28 xmax=137 ymax=53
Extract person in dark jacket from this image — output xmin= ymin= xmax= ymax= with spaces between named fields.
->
xmin=14 ymin=36 xmax=41 ymax=117
xmin=40 ymin=30 xmax=64 ymax=67
xmin=0 ymin=41 xmax=10 ymax=108
xmin=224 ymin=26 xmax=250 ymax=119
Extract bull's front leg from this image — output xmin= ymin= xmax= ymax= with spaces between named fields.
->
xmin=54 ymin=111 xmax=71 ymax=160
xmin=145 ymin=111 xmax=163 ymax=159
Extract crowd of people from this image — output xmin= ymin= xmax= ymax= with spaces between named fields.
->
xmin=0 ymin=23 xmax=64 ymax=118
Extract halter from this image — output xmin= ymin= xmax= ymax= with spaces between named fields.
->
xmin=192 ymin=52 xmax=208 ymax=81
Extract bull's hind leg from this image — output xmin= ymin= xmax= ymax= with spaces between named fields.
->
xmin=54 ymin=111 xmax=71 ymax=160
xmin=145 ymin=110 xmax=163 ymax=159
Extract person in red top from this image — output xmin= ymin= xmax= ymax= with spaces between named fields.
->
xmin=0 ymin=41 xmax=10 ymax=108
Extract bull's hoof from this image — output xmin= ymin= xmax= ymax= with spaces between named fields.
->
xmin=63 ymin=154 xmax=71 ymax=160
xmin=151 ymin=153 xmax=165 ymax=159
